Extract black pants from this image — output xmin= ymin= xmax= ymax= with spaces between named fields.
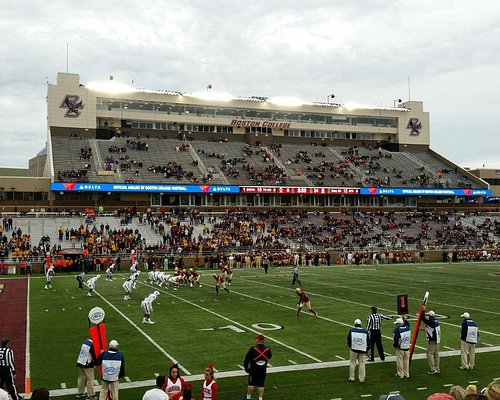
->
xmin=369 ymin=330 xmax=385 ymax=360
xmin=77 ymin=276 xmax=84 ymax=289
xmin=292 ymin=273 xmax=301 ymax=286
xmin=0 ymin=366 xmax=19 ymax=400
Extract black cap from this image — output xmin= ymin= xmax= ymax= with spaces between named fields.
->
xmin=371 ymin=305 xmax=378 ymax=312
xmin=156 ymin=375 xmax=166 ymax=388
xmin=0 ymin=338 xmax=9 ymax=346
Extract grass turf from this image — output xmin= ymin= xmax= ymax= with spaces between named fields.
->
xmin=28 ymin=262 xmax=500 ymax=399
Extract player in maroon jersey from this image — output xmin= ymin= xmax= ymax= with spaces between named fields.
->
xmin=213 ymin=274 xmax=230 ymax=295
xmin=295 ymin=288 xmax=317 ymax=317
xmin=188 ymin=269 xmax=202 ymax=287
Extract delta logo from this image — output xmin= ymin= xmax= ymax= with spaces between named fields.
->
xmin=463 ymin=189 xmax=471 ymax=196
xmin=62 ymin=183 xmax=76 ymax=191
xmin=199 ymin=185 xmax=211 ymax=193
xmin=368 ymin=187 xmax=377 ymax=195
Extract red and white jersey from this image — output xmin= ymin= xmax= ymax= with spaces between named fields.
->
xmin=144 ymin=293 xmax=158 ymax=304
xmin=202 ymin=379 xmax=218 ymax=400
xmin=122 ymin=279 xmax=133 ymax=292
xmin=158 ymin=273 xmax=171 ymax=283
xmin=165 ymin=377 xmax=184 ymax=397
xmin=86 ymin=276 xmax=99 ymax=288
xmin=130 ymin=271 xmax=140 ymax=282
xmin=167 ymin=275 xmax=181 ymax=284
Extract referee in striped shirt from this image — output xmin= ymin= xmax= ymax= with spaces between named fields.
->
xmin=0 ymin=338 xmax=22 ymax=400
xmin=366 ymin=306 xmax=392 ymax=361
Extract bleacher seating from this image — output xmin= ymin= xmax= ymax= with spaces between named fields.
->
xmin=51 ymin=135 xmax=485 ymax=189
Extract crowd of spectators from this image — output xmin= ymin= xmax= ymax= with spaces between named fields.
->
xmin=56 ymin=169 xmax=89 ymax=182
xmin=126 ymin=139 xmax=149 ymax=151
xmin=246 ymin=162 xmax=287 ymax=185
xmin=79 ymin=146 xmax=92 ymax=160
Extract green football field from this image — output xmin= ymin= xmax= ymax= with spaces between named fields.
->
xmin=28 ymin=262 xmax=500 ymax=400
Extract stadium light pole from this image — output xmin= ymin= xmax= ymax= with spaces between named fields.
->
xmin=393 ymin=98 xmax=402 ymax=107
xmin=327 ymin=94 xmax=335 ymax=104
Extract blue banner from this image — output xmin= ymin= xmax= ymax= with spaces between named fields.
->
xmin=51 ymin=182 xmax=240 ymax=194
xmin=52 ymin=182 xmax=492 ymax=197
xmin=359 ymin=187 xmax=492 ymax=197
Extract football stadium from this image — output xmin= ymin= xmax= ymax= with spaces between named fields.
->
xmin=0 ymin=72 xmax=499 ymax=400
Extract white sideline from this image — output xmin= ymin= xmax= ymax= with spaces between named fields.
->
xmin=25 ymin=346 xmax=500 ymax=398
xmin=232 ymin=285 xmax=428 ymax=351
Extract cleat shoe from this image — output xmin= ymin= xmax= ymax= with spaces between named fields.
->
xmin=148 ymin=320 xmax=155 ymax=324
xmin=76 ymin=394 xmax=86 ymax=399
xmin=87 ymin=293 xmax=92 ymax=296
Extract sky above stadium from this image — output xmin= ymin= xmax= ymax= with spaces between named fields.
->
xmin=1 ymin=0 xmax=499 ymax=169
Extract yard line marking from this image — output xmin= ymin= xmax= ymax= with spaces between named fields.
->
xmin=239 ymin=274 xmax=500 ymax=339
xmin=124 ymin=377 xmax=131 ymax=382
xmin=25 ymin=277 xmax=31 ymax=393
xmin=232 ymin=285 xmax=428 ymax=351
xmin=93 ymin=289 xmax=191 ymax=375
xmin=483 ymin=342 xmax=493 ymax=347
xmin=443 ymin=384 xmax=454 ymax=387
xmin=360 ymin=395 xmax=372 ymax=398
xmin=298 ymin=267 xmax=500 ymax=311
xmin=138 ymin=281 xmax=323 ymax=363
xmin=444 ymin=346 xmax=455 ymax=350
xmin=469 ymin=380 xmax=479 ymax=384
xmin=335 ymin=355 xmax=345 ymax=360
xmin=268 ymin=363 xmax=272 ymax=367
xmin=417 ymin=387 xmax=428 ymax=390
xmin=30 ymin=346 xmax=500 ymax=398
xmin=288 ymin=360 xmax=297 ymax=365
xmin=237 ymin=365 xmax=245 ymax=370
xmin=60 ymin=383 xmax=66 ymax=389
xmin=330 ymin=398 xmax=342 ymax=400
xmin=154 ymin=373 xmax=159 ymax=377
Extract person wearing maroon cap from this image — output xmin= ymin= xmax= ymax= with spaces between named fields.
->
xmin=244 ymin=334 xmax=272 ymax=400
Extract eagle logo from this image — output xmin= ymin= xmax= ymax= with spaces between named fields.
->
xmin=60 ymin=95 xmax=85 ymax=117
xmin=407 ymin=118 xmax=422 ymax=136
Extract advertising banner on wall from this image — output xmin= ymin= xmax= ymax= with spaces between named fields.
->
xmin=51 ymin=182 xmax=239 ymax=193
xmin=52 ymin=183 xmax=492 ymax=197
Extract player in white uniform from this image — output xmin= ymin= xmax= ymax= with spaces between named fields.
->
xmin=141 ymin=291 xmax=160 ymax=324
xmin=146 ymin=270 xmax=159 ymax=285
xmin=167 ymin=275 xmax=182 ymax=290
xmin=130 ymin=270 xmax=140 ymax=289
xmin=130 ymin=260 xmax=139 ymax=274
xmin=44 ymin=266 xmax=55 ymax=289
xmin=122 ymin=278 xmax=133 ymax=300
xmin=86 ymin=275 xmax=101 ymax=297
xmin=157 ymin=272 xmax=171 ymax=288
xmin=106 ymin=263 xmax=115 ymax=281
